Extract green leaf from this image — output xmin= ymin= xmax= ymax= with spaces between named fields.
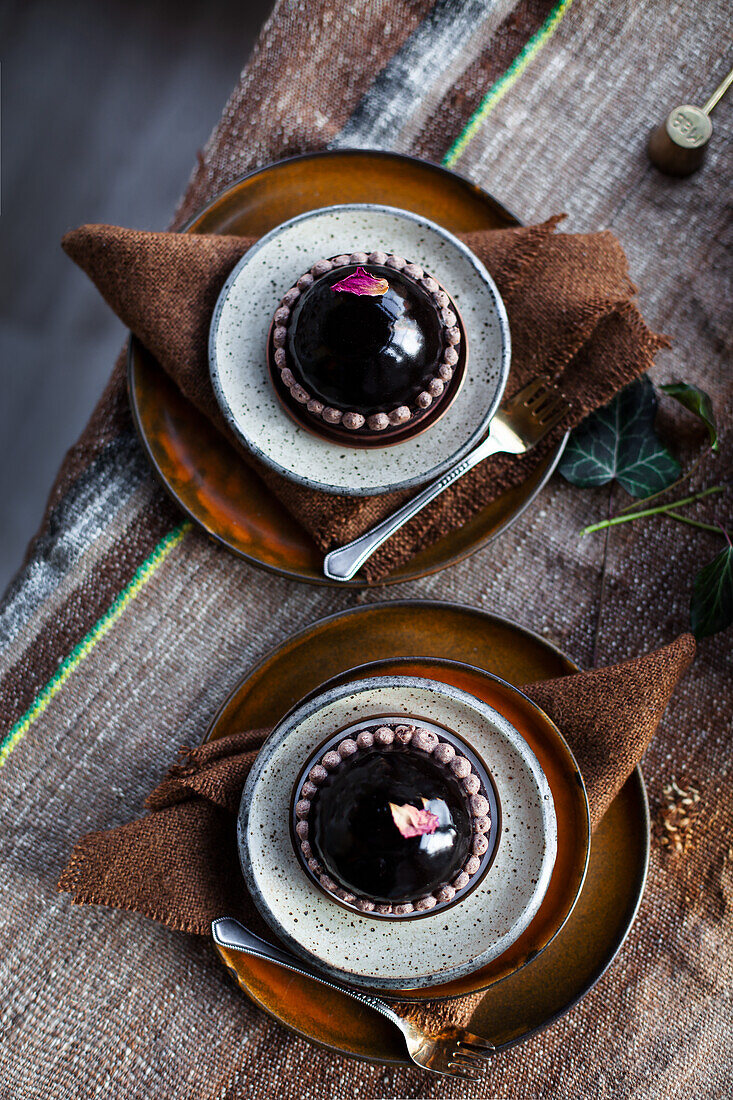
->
xmin=660 ymin=382 xmax=719 ymax=452
xmin=690 ymin=541 xmax=733 ymax=639
xmin=559 ymin=376 xmax=681 ymax=497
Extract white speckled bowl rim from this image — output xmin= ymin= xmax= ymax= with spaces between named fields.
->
xmin=209 ymin=204 xmax=511 ymax=497
xmin=238 ymin=676 xmax=557 ymax=991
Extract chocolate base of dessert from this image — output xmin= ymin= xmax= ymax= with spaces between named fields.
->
xmin=268 ymin=253 xmax=467 ymax=448
xmin=292 ymin=721 xmax=496 ymax=919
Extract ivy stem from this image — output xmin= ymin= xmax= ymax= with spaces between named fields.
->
xmin=617 ymin=450 xmax=710 ymax=514
xmin=663 ymin=512 xmax=729 ymax=535
xmin=581 ymin=486 xmax=726 ymax=536
xmin=591 ymin=482 xmax=614 ymax=668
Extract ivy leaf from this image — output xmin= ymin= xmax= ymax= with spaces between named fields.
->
xmin=690 ymin=541 xmax=733 ymax=639
xmin=559 ymin=376 xmax=680 ymax=497
xmin=660 ymin=382 xmax=719 ymax=452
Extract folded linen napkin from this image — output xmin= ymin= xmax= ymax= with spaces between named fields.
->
xmin=59 ymin=634 xmax=694 ymax=1034
xmin=62 ymin=219 xmax=668 ymax=582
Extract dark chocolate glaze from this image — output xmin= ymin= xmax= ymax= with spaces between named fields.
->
xmin=287 ymin=265 xmax=443 ymax=414
xmin=310 ymin=745 xmax=472 ymax=903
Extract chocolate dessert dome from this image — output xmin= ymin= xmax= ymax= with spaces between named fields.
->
xmin=270 ymin=253 xmax=463 ymax=443
xmin=293 ymin=722 xmax=492 ymax=917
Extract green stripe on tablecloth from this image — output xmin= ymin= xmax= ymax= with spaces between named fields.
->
xmin=0 ymin=521 xmax=191 ymax=768
xmin=442 ymin=0 xmax=575 ymax=167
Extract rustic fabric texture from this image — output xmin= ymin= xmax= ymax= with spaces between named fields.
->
xmin=61 ymin=218 xmax=667 ymax=581
xmin=58 ymin=635 xmax=695 ymax=1033
xmin=1 ymin=0 xmax=731 ymax=1097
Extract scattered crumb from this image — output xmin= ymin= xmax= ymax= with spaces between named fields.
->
xmin=655 ymin=778 xmax=701 ymax=855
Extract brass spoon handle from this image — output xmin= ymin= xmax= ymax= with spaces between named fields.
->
xmin=702 ymin=64 xmax=733 ymax=115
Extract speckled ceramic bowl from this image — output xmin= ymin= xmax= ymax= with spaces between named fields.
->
xmin=237 ymin=676 xmax=557 ymax=991
xmin=209 ymin=204 xmax=511 ymax=496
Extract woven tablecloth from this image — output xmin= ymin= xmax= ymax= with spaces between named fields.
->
xmin=1 ymin=2 xmax=731 ymax=1097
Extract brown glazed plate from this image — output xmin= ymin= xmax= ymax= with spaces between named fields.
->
xmin=208 ymin=601 xmax=649 ymax=1063
xmin=127 ymin=149 xmax=567 ymax=587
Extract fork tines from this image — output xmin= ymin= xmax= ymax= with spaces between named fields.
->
xmin=511 ymin=376 xmax=569 ymax=428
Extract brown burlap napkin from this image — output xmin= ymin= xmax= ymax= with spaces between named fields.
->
xmin=59 ymin=634 xmax=694 ymax=1034
xmin=61 ymin=219 xmax=668 ymax=582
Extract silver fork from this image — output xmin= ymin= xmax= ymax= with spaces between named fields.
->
xmin=323 ymin=377 xmax=570 ymax=581
xmin=212 ymin=917 xmax=494 ymax=1079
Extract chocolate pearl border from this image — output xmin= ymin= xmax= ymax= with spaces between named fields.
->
xmin=273 ymin=255 xmax=460 ymax=431
xmin=296 ymin=722 xmax=491 ymax=918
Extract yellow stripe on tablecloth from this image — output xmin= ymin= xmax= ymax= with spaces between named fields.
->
xmin=442 ymin=0 xmax=575 ymax=168
xmin=0 ymin=521 xmax=191 ymax=768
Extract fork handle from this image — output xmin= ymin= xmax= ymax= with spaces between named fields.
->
xmin=323 ymin=431 xmax=504 ymax=581
xmin=212 ymin=918 xmax=404 ymax=1031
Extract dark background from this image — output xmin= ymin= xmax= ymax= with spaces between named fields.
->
xmin=0 ymin=0 xmax=274 ymax=592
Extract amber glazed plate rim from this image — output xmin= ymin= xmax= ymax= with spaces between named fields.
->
xmin=206 ymin=600 xmax=648 ymax=1062
xmin=193 ymin=147 xmax=524 ymax=229
xmin=202 ymin=598 xmax=586 ymax=739
xmin=126 ymin=148 xmax=567 ymax=587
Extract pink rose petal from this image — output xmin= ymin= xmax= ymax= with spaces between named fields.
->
xmin=332 ymin=266 xmax=389 ymax=297
xmin=389 ymin=801 xmax=439 ymax=838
